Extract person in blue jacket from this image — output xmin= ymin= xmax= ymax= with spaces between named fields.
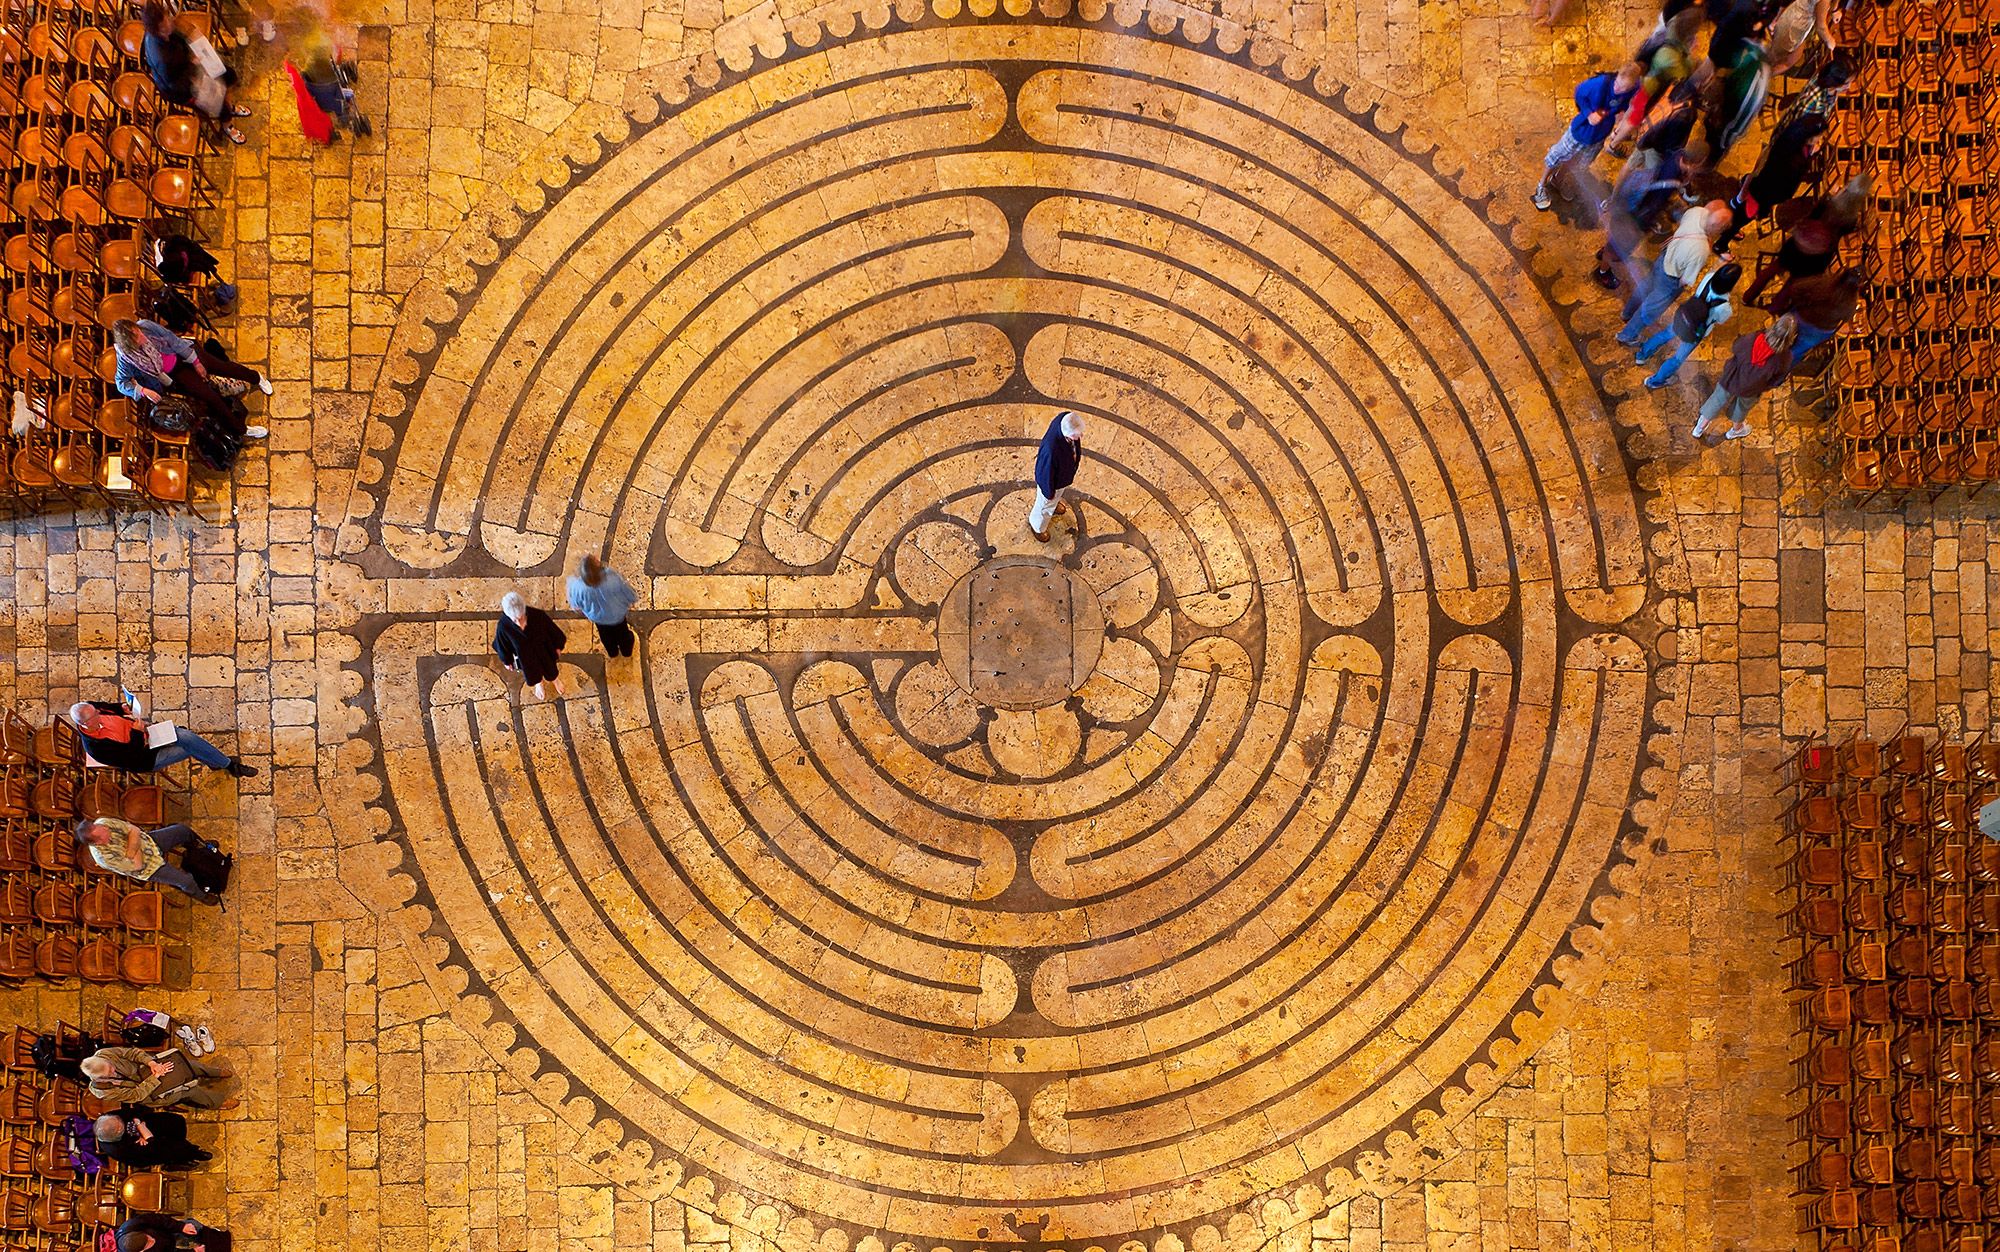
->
xmin=1029 ymin=410 xmax=1085 ymax=542
xmin=1533 ymin=61 xmax=1643 ymax=211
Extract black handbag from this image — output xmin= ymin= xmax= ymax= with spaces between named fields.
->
xmin=146 ymin=396 xmax=199 ymax=434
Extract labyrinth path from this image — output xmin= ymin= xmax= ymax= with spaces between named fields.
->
xmin=344 ymin=11 xmax=1656 ymax=1245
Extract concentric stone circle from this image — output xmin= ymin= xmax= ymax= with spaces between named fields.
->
xmin=345 ymin=6 xmax=1656 ymax=1246
xmin=936 ymin=554 xmax=1106 ymax=713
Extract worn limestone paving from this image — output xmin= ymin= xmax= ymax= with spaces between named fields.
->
xmin=0 ymin=1 xmax=1912 ymax=1250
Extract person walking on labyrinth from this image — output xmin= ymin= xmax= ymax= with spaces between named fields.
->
xmin=567 ymin=554 xmax=638 ymax=659
xmin=1030 ymin=410 xmax=1085 ymax=543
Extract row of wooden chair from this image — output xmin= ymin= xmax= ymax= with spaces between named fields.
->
xmin=1 ymin=0 xmax=218 ymax=517
xmin=0 ymin=1014 xmax=197 ymax=1249
xmin=1824 ymin=0 xmax=1997 ymax=498
xmin=1788 ymin=726 xmax=2000 ymax=1247
xmin=0 ymin=704 xmax=180 ymax=987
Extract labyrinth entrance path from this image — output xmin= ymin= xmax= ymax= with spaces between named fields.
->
xmin=4 ymin=2 xmax=1963 ymax=1250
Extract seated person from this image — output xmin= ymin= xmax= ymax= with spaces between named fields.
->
xmin=74 ymin=818 xmax=225 ymax=905
xmin=116 ymin=1211 xmax=229 ymax=1252
xmin=95 ymin=1107 xmax=213 ymax=1168
xmin=140 ymin=0 xmax=250 ymax=144
xmin=69 ymin=699 xmax=257 ymax=776
xmin=80 ymin=1046 xmax=237 ymax=1112
xmin=110 ymin=318 xmax=270 ymax=443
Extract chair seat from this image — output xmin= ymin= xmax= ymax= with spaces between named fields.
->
xmin=57 ymin=185 xmax=105 ymax=226
xmin=50 ymin=233 xmax=89 ymax=272
xmin=33 ymin=937 xmax=78 ymax=979
xmin=145 ymin=459 xmax=190 ymax=503
xmin=94 ymin=290 xmax=138 ymax=330
xmin=119 ymin=891 xmax=165 ymax=933
xmin=99 ymin=237 xmax=139 ymax=280
xmin=51 ymin=444 xmax=97 ymax=488
xmin=1 ymin=235 xmax=36 ymax=274
xmin=11 ymin=448 xmax=56 ymax=489
xmin=118 ymin=784 xmax=166 ymax=826
xmin=149 ymin=169 xmax=195 ymax=210
xmin=120 ymin=943 xmax=164 ymax=986
xmin=95 ymin=398 xmax=137 ymax=440
xmin=79 ymin=883 xmax=122 ymax=930
xmin=106 ymin=179 xmax=150 ymax=220
xmin=154 ymin=115 xmax=203 ymax=157
xmin=77 ymin=939 xmax=122 ymax=984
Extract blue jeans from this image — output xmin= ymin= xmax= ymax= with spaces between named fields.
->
xmin=1638 ymin=327 xmax=1699 ymax=385
xmin=1618 ymin=264 xmax=1686 ymax=343
xmin=150 ymin=727 xmax=230 ymax=770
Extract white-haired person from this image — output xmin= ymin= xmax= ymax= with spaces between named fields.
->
xmin=493 ymin=591 xmax=567 ymax=701
xmin=1030 ymin=409 xmax=1085 ymax=542
xmin=69 ymin=698 xmax=257 ymax=777
xmin=80 ymin=1044 xmax=236 ymax=1111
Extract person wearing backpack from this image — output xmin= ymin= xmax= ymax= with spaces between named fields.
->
xmin=95 ymin=1108 xmax=212 ymax=1169
xmin=1635 ymin=262 xmax=1741 ymax=388
xmin=74 ymin=818 xmax=227 ymax=905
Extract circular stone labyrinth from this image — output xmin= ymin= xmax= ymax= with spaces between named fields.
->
xmin=348 ymin=6 xmax=1657 ymax=1246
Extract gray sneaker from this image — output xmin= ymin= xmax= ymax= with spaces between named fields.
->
xmin=1531 ymin=184 xmax=1553 ymax=211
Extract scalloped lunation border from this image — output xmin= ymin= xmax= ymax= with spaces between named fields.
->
xmin=327 ymin=1 xmax=1681 ymax=1250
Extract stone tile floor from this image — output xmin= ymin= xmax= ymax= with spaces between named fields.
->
xmin=0 ymin=1 xmax=1970 ymax=1249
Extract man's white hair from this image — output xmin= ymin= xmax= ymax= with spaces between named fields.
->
xmin=1059 ymin=410 xmax=1084 ymax=438
xmin=501 ymin=591 xmax=527 ymax=618
xmin=69 ymin=702 xmax=97 ymax=726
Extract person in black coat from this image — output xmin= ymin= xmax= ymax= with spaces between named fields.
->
xmin=1028 ymin=410 xmax=1085 ymax=542
xmin=116 ymin=1211 xmax=228 ymax=1252
xmin=494 ymin=592 xmax=567 ymax=701
xmin=95 ymin=1107 xmax=212 ymax=1169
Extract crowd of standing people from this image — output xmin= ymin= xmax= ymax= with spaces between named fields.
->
xmin=1536 ymin=0 xmax=1867 ymax=442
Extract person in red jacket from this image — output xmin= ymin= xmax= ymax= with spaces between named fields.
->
xmin=1694 ymin=315 xmax=1799 ymax=441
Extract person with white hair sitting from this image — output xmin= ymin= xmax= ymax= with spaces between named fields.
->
xmin=493 ymin=591 xmax=567 ymax=701
xmin=94 ymin=1107 xmax=212 ymax=1168
xmin=1030 ymin=409 xmax=1085 ymax=542
xmin=80 ymin=1045 xmax=237 ymax=1111
xmin=69 ymin=698 xmax=256 ymax=777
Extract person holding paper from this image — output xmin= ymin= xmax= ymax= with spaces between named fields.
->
xmin=80 ymin=1045 xmax=237 ymax=1111
xmin=69 ymin=699 xmax=258 ymax=777
xmin=141 ymin=1 xmax=251 ymax=145
xmin=74 ymin=818 xmax=225 ymax=905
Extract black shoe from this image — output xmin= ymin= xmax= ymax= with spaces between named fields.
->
xmin=226 ymin=758 xmax=258 ymax=778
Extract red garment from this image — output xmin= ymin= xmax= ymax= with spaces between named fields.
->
xmin=286 ymin=60 xmax=334 ymax=144
xmin=94 ymin=715 xmax=139 ymax=743
xmin=1749 ymin=333 xmax=1775 ymax=367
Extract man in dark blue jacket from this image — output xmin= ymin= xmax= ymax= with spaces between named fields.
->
xmin=1030 ymin=410 xmax=1084 ymax=542
xmin=1533 ymin=61 xmax=1643 ymax=211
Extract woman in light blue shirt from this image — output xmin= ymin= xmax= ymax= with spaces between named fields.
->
xmin=566 ymin=554 xmax=638 ymax=658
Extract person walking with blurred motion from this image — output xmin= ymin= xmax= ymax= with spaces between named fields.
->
xmin=1532 ymin=61 xmax=1642 ymax=211
xmin=1617 ymin=199 xmax=1730 ymax=345
xmin=567 ymin=555 xmax=638 ymax=659
xmin=1636 ymin=262 xmax=1741 ymax=388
